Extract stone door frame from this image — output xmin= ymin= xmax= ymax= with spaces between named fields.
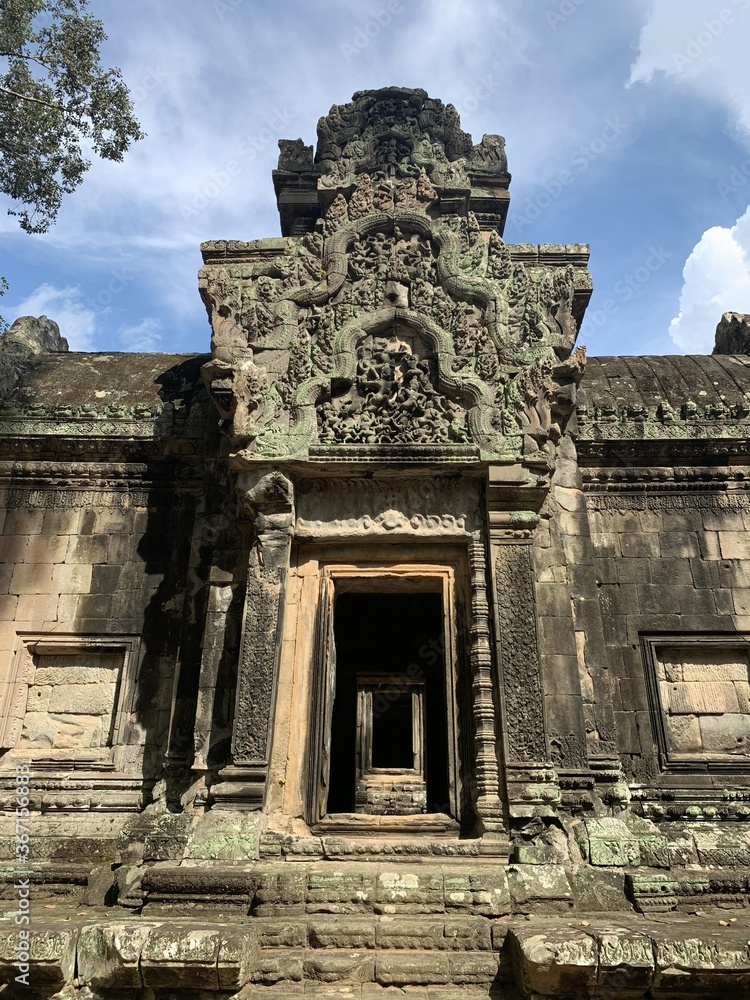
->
xmin=304 ymin=562 xmax=461 ymax=826
xmin=264 ymin=540 xmax=505 ymax=839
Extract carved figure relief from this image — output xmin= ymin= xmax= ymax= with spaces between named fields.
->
xmin=317 ymin=331 xmax=470 ymax=446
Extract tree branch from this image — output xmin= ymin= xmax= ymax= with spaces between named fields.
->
xmin=0 ymin=50 xmax=54 ymax=72
xmin=0 ymin=84 xmax=63 ymax=111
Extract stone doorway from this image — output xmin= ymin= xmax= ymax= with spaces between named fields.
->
xmin=327 ymin=592 xmax=450 ymax=816
xmin=302 ymin=566 xmax=466 ymax=831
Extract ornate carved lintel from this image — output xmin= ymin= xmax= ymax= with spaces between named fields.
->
xmin=200 ymin=91 xmax=591 ymax=465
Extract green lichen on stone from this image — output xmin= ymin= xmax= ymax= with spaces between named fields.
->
xmin=183 ymin=809 xmax=260 ymax=861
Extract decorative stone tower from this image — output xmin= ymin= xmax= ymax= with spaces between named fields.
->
xmin=197 ymin=86 xmax=600 ymax=844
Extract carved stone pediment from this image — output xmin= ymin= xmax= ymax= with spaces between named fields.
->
xmin=199 ymin=89 xmax=592 ymax=470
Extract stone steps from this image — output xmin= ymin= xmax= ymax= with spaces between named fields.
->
xmin=139 ymin=861 xmax=566 ymax=917
xmin=4 ymin=909 xmax=750 ymax=997
xmin=249 ymin=948 xmax=504 ymax=989
xmin=244 ymin=916 xmax=509 ymax=989
xmin=10 ymin=859 xmax=750 ymax=919
xmin=249 ymin=914 xmax=502 ymax=951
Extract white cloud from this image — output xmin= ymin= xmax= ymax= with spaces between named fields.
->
xmin=119 ymin=317 xmax=162 ymax=352
xmin=629 ymin=0 xmax=750 ymax=135
xmin=669 ymin=205 xmax=750 ymax=351
xmin=630 ymin=2 xmax=750 ymax=352
xmin=6 ymin=283 xmax=96 ymax=350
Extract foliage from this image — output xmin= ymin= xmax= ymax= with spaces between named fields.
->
xmin=0 ymin=0 xmax=144 ymax=234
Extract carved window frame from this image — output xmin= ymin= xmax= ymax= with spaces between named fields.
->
xmin=305 ymin=562 xmax=463 ymax=826
xmin=0 ymin=633 xmax=142 ymax=772
xmin=642 ymin=633 xmax=750 ymax=775
xmin=356 ymin=676 xmax=426 ymax=779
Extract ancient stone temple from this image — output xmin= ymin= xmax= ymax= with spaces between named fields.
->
xmin=3 ymin=86 xmax=750 ymax=997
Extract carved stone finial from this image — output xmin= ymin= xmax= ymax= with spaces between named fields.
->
xmin=713 ymin=311 xmax=750 ymax=355
xmin=277 ymin=138 xmax=313 ymax=173
xmin=237 ymin=470 xmax=294 ymax=520
xmin=0 ymin=315 xmax=69 ymax=404
xmin=470 ymin=134 xmax=508 ymax=173
xmin=273 ymin=87 xmax=512 ymax=237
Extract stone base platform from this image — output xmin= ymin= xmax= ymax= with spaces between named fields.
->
xmin=9 ymin=856 xmax=750 ymax=919
xmin=2 ymin=906 xmax=750 ymax=998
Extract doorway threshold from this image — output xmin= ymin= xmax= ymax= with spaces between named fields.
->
xmin=314 ymin=812 xmax=460 ymax=837
xmin=260 ymin=816 xmax=509 ymax=861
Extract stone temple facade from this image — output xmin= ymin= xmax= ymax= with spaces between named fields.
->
xmin=3 ymin=87 xmax=750 ymax=997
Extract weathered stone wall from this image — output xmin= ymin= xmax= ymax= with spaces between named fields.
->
xmin=657 ymin=644 xmax=750 ymax=755
xmin=19 ymin=647 xmax=122 ymax=751
xmin=0 ymin=490 xmax=203 ymax=812
xmin=0 ymin=348 xmax=214 ymax=861
xmin=585 ymin=497 xmax=750 ymax=783
xmin=532 ymin=438 xmax=614 ymax=774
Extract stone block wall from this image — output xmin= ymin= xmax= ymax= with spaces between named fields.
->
xmin=0 ymin=490 xmax=201 ymax=791
xmin=20 ymin=647 xmax=122 ymax=751
xmin=657 ymin=645 xmax=750 ymax=755
xmin=585 ymin=498 xmax=750 ymax=783
xmin=355 ymin=777 xmax=428 ymax=815
xmin=528 ymin=439 xmax=616 ymax=775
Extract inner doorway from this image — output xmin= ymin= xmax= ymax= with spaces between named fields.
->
xmin=326 ymin=592 xmax=451 ymax=815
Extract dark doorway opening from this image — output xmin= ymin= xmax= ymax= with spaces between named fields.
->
xmin=372 ymin=691 xmax=413 ymax=768
xmin=327 ymin=592 xmax=450 ymax=814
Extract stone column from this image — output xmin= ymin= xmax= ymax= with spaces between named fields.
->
xmin=211 ymin=470 xmax=294 ymax=808
xmin=467 ymin=534 xmax=507 ymax=843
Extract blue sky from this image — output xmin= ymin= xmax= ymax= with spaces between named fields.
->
xmin=2 ymin=0 xmax=750 ymax=357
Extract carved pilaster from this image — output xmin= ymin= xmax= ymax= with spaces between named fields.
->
xmin=193 ymin=575 xmax=235 ymax=775
xmin=490 ymin=518 xmax=560 ymax=819
xmin=211 ymin=471 xmax=294 ymax=809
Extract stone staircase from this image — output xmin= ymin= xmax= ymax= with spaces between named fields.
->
xmin=138 ymin=861 xmax=516 ymax=918
xmin=219 ymin=913 xmax=508 ymax=991
xmin=5 ymin=845 xmax=750 ymax=996
xmin=4 ymin=904 xmax=750 ymax=998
